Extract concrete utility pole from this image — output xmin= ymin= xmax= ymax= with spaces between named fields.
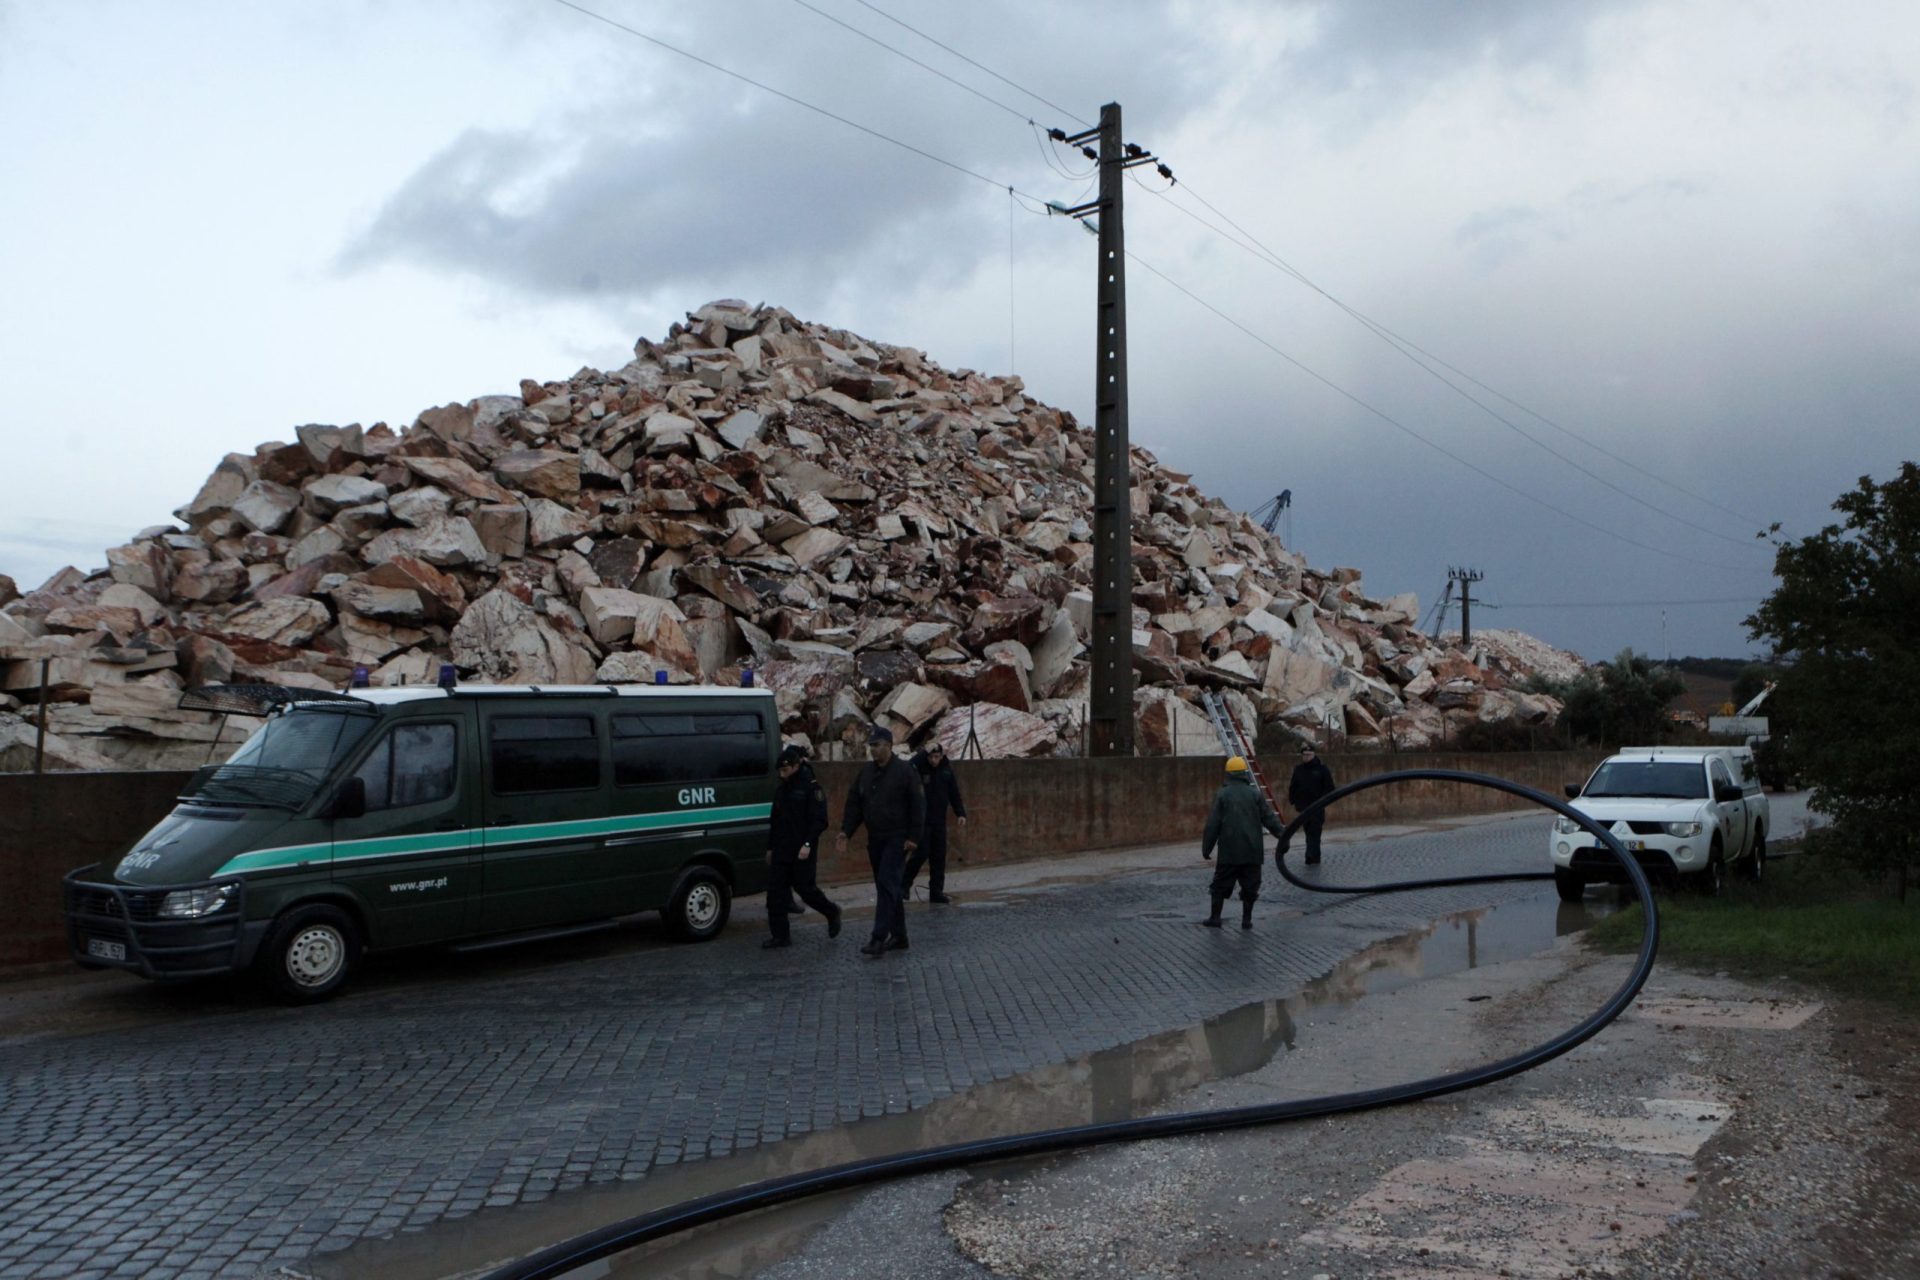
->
xmin=1060 ymin=104 xmax=1162 ymax=756
xmin=1449 ymin=567 xmax=1485 ymax=645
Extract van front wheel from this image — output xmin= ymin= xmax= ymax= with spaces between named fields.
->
xmin=258 ymin=905 xmax=360 ymax=1003
xmin=666 ymin=868 xmax=731 ymax=942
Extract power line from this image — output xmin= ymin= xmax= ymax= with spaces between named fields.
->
xmin=799 ymin=6 xmax=1774 ymax=542
xmin=1122 ymin=249 xmax=1774 ymax=576
xmin=1159 ymin=177 xmax=1774 ymax=534
xmin=1031 ymin=121 xmax=1094 ymax=181
xmin=557 ymin=0 xmax=1773 ymax=583
xmin=1128 ymin=174 xmax=1771 ymax=554
xmin=545 ymin=0 xmax=1048 ymax=203
xmin=784 ymin=0 xmax=1030 ymax=122
xmin=848 ymin=0 xmax=1089 ymax=127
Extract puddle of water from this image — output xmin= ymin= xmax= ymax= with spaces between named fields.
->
xmin=319 ymin=891 xmax=1626 ymax=1280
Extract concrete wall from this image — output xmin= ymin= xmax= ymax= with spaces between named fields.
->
xmin=0 ymin=750 xmax=1605 ymax=972
xmin=0 ymin=771 xmax=201 ymax=970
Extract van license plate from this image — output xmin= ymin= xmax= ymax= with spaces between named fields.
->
xmin=87 ymin=939 xmax=126 ymax=962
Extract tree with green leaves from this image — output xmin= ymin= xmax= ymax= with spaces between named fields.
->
xmin=1747 ymin=462 xmax=1920 ymax=897
xmin=1530 ymin=648 xmax=1685 ymax=746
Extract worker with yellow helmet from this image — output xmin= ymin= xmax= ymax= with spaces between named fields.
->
xmin=1201 ymin=755 xmax=1288 ymax=928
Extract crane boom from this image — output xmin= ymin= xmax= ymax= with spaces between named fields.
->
xmin=1736 ymin=681 xmax=1777 ymax=717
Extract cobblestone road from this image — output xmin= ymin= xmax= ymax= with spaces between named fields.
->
xmin=0 ymin=804 xmax=1788 ymax=1280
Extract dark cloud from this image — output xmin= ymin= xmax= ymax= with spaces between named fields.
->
xmin=338 ymin=1 xmax=1220 ymax=303
xmin=1285 ymin=0 xmax=1642 ymax=91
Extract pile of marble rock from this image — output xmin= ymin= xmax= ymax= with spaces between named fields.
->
xmin=0 ymin=300 xmax=1576 ymax=769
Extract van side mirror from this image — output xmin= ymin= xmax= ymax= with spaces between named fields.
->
xmin=326 ymin=777 xmax=366 ymax=821
xmin=1563 ymin=783 xmax=1580 ymax=799
xmin=1714 ymin=782 xmax=1742 ymax=804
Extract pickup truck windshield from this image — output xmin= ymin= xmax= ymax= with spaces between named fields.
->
xmin=1582 ymin=761 xmax=1708 ymax=800
xmin=183 ymin=708 xmax=375 ymax=810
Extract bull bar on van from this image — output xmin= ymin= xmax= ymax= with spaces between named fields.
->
xmin=64 ymin=866 xmax=253 ymax=979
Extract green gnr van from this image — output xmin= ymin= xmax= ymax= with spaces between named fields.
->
xmin=63 ymin=683 xmax=776 ymax=1001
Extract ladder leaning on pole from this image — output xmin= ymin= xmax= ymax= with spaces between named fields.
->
xmin=1200 ymin=690 xmax=1284 ymax=817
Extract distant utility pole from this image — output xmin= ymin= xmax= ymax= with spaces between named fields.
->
xmin=1058 ymin=104 xmax=1164 ymax=756
xmin=1449 ymin=567 xmax=1485 ymax=645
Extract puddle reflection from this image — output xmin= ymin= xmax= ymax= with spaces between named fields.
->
xmin=323 ymin=891 xmax=1627 ymax=1280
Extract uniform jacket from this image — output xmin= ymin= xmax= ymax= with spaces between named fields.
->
xmin=841 ymin=754 xmax=926 ymax=843
xmin=912 ymin=753 xmax=967 ymax=825
xmin=1203 ymin=773 xmax=1286 ymax=866
xmin=1289 ymin=756 xmax=1337 ymax=811
xmin=769 ymin=762 xmax=830 ymax=862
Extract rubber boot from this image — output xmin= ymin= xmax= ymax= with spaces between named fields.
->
xmin=1202 ymin=895 xmax=1226 ymax=927
xmin=1241 ymin=898 xmax=1256 ymax=930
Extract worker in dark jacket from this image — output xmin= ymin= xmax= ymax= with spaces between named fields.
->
xmin=764 ymin=745 xmax=842 ymax=949
xmin=1287 ymin=743 xmax=1337 ymax=865
xmin=903 ymin=742 xmax=966 ymax=903
xmin=1202 ymin=756 xmax=1287 ymax=929
xmin=836 ymin=725 xmax=925 ymax=957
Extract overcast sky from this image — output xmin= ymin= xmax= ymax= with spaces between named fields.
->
xmin=3 ymin=0 xmax=1914 ymax=661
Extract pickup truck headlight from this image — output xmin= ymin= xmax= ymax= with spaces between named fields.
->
xmin=1553 ymin=817 xmax=1585 ymax=835
xmin=157 ymin=884 xmax=236 ymax=919
xmin=1664 ymin=821 xmax=1703 ymax=838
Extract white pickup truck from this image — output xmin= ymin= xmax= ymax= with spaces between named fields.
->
xmin=1549 ymin=746 xmax=1769 ymax=900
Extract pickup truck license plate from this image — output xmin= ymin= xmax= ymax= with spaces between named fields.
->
xmin=87 ymin=938 xmax=127 ymax=962
xmin=1625 ymin=840 xmax=1647 ymax=851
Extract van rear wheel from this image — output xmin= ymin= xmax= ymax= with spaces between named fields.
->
xmin=665 ymin=868 xmax=731 ymax=942
xmin=258 ymin=905 xmax=360 ymax=1003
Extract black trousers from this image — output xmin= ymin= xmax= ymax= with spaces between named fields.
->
xmin=867 ymin=833 xmax=908 ymax=943
xmin=767 ymin=855 xmax=837 ymax=943
xmin=1301 ymin=813 xmax=1325 ymax=863
xmin=1209 ymin=861 xmax=1262 ymax=904
xmin=902 ymin=820 xmax=949 ymax=895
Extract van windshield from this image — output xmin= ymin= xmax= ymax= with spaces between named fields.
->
xmin=184 ymin=708 xmax=375 ymax=810
xmin=1582 ymin=761 xmax=1708 ymax=800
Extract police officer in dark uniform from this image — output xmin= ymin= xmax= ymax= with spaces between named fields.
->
xmin=764 ymin=745 xmax=842 ymax=949
xmin=903 ymin=742 xmax=966 ymax=903
xmin=1288 ymin=743 xmax=1337 ymax=865
xmin=836 ymin=725 xmax=925 ymax=957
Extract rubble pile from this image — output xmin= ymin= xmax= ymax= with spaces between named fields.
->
xmin=0 ymin=301 xmax=1578 ymax=769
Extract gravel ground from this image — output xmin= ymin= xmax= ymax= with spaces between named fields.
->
xmin=728 ymin=923 xmax=1917 ymax=1280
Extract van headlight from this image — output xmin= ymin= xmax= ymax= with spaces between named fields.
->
xmin=158 ymin=884 xmax=236 ymax=919
xmin=1664 ymin=821 xmax=1703 ymax=837
xmin=1553 ymin=817 xmax=1584 ymax=834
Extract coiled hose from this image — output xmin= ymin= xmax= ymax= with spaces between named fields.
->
xmin=486 ymin=769 xmax=1656 ymax=1279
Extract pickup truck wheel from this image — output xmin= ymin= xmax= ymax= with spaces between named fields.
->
xmin=257 ymin=904 xmax=360 ymax=1004
xmin=665 ymin=867 xmax=731 ymax=942
xmin=1553 ymin=869 xmax=1586 ymax=903
xmin=1691 ymin=844 xmax=1725 ymax=897
xmin=1739 ymin=829 xmax=1766 ymax=883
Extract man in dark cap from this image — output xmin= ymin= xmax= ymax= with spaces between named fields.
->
xmin=837 ymin=724 xmax=925 ymax=957
xmin=903 ymin=741 xmax=966 ymax=903
xmin=763 ymin=745 xmax=842 ymax=949
xmin=1288 ymin=743 xmax=1337 ymax=865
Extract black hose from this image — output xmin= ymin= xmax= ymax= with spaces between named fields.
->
xmin=484 ymin=769 xmax=1656 ymax=1279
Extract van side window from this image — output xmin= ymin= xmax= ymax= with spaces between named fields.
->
xmin=351 ymin=723 xmax=458 ymax=811
xmin=611 ymin=712 xmax=764 ymax=786
xmin=491 ymin=716 xmax=601 ymax=794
